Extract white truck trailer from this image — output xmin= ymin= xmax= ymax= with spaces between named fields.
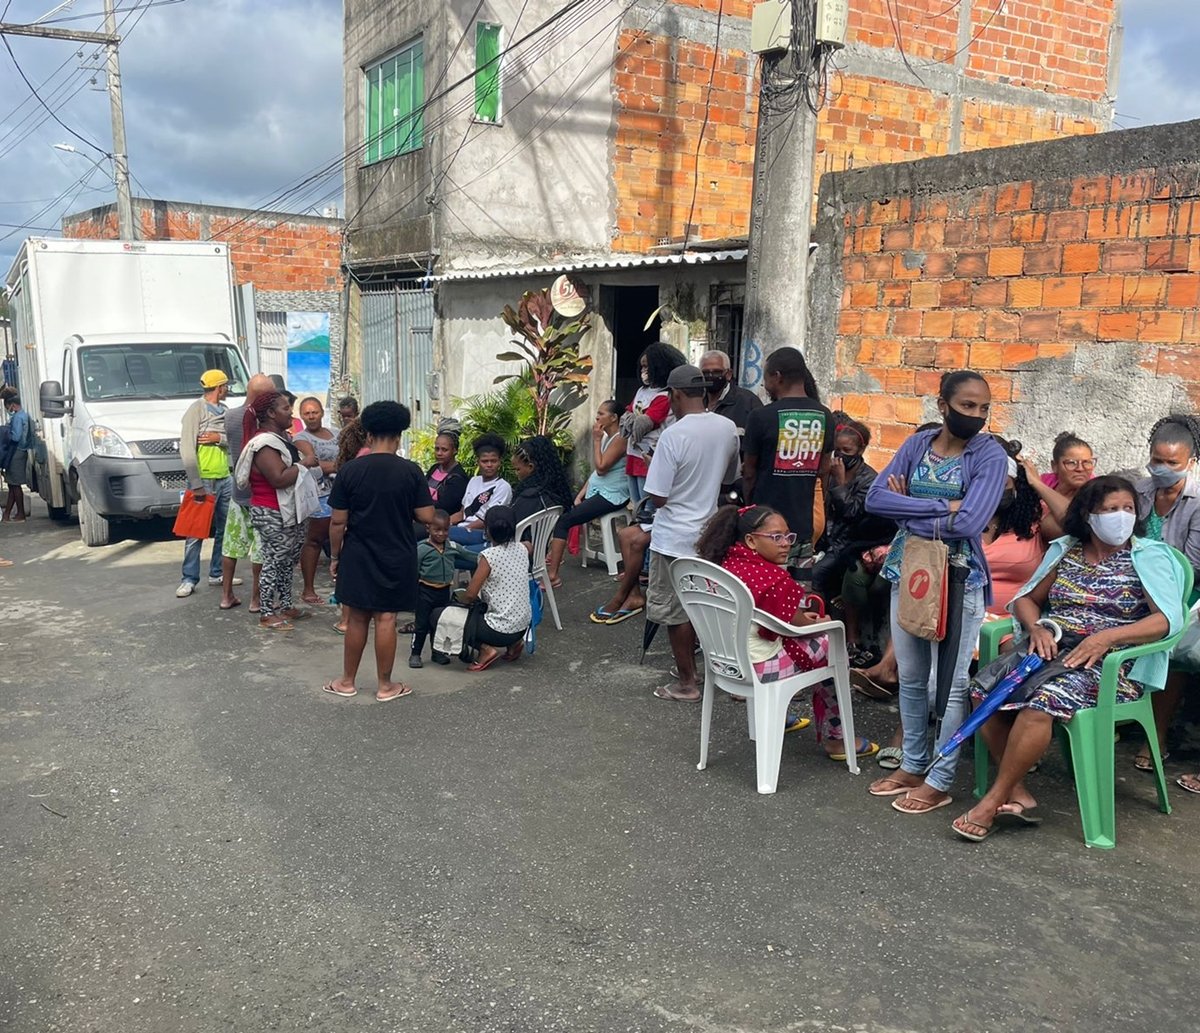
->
xmin=4 ymin=238 xmax=249 ymax=546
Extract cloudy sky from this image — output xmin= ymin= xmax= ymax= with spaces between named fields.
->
xmin=0 ymin=0 xmax=1197 ymax=270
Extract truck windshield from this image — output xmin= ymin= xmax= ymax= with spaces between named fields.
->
xmin=77 ymin=344 xmax=250 ymax=401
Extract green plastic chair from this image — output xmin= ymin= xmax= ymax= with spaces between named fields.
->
xmin=973 ymin=546 xmax=1193 ymax=849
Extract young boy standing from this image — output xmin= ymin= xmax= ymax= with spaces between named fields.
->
xmin=411 ymin=509 xmax=478 ymax=667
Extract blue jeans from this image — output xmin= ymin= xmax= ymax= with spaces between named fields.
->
xmin=627 ymin=474 xmax=646 ymax=504
xmin=890 ymin=581 xmax=985 ymax=793
xmin=181 ymin=476 xmax=231 ymax=584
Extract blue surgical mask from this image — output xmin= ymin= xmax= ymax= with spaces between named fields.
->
xmin=1148 ymin=463 xmax=1189 ymax=488
xmin=1088 ymin=510 xmax=1136 ymax=547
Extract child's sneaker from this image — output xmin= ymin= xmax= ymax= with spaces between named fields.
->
xmin=430 ymin=650 xmax=451 ymax=665
xmin=408 ymin=654 xmax=423 ymax=669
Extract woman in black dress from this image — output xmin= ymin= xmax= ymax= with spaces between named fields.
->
xmin=323 ymin=401 xmax=435 ymax=702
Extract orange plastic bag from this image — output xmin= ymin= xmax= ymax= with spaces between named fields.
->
xmin=172 ymin=489 xmax=216 ymax=539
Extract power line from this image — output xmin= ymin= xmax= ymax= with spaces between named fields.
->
xmin=0 ymin=32 xmax=107 ymax=155
xmin=681 ymin=0 xmax=723 ymax=252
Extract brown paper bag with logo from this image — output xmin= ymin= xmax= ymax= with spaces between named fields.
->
xmin=897 ymin=535 xmax=949 ymax=641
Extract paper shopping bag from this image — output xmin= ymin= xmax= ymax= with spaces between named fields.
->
xmin=897 ymin=535 xmax=948 ymax=641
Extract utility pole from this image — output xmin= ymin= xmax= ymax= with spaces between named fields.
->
xmin=102 ymin=0 xmax=135 ymax=239
xmin=0 ymin=2 xmax=136 ymax=239
xmin=740 ymin=0 xmax=842 ymax=391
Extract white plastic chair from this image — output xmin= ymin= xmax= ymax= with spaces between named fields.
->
xmin=516 ymin=506 xmax=563 ymax=631
xmin=581 ymin=506 xmax=630 ymax=577
xmin=670 ymin=557 xmax=860 ymax=794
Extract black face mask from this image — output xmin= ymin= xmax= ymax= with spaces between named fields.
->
xmin=944 ymin=405 xmax=987 ymax=441
xmin=835 ymin=452 xmax=861 ymax=469
xmin=704 ymin=373 xmax=728 ymax=393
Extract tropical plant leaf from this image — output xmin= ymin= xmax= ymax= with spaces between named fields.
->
xmin=495 ymin=351 xmax=530 ymax=363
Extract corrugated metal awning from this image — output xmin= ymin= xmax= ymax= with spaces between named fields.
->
xmin=431 ymin=249 xmax=748 ymax=282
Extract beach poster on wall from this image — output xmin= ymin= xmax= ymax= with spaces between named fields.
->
xmin=286 ymin=312 xmax=331 ymax=396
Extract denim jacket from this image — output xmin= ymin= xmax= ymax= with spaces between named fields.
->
xmin=1007 ymin=535 xmax=1186 ymax=691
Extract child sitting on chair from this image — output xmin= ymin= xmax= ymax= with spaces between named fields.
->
xmin=695 ymin=504 xmax=878 ymax=760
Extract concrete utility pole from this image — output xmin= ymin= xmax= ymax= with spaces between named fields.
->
xmin=102 ymin=0 xmax=135 ymax=239
xmin=0 ymin=1 xmax=136 ymax=239
xmin=740 ymin=0 xmax=825 ymax=392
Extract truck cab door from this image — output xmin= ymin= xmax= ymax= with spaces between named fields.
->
xmin=61 ymin=349 xmax=76 ymax=467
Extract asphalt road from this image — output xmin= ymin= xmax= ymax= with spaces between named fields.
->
xmin=2 ymin=513 xmax=1198 ymax=1033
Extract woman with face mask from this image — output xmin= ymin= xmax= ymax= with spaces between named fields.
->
xmin=953 ymin=476 xmax=1183 ymax=841
xmin=621 ymin=342 xmax=687 ymax=503
xmin=1132 ymin=414 xmax=1200 ymax=774
xmin=863 ymin=370 xmax=1008 ymax=814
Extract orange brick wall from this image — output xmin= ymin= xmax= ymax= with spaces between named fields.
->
xmin=821 ymin=141 xmax=1200 ymax=469
xmin=609 ymin=0 xmax=1114 ymax=252
xmin=63 ymin=204 xmax=343 ymax=294
xmin=612 ymin=29 xmax=757 ymax=252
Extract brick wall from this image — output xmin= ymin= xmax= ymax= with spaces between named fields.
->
xmin=63 ymin=199 xmax=344 ymax=294
xmin=808 ymin=120 xmax=1200 ymax=474
xmin=610 ymin=0 xmax=1115 ymax=253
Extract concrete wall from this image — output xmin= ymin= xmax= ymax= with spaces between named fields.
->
xmin=808 ymin=118 xmax=1200 ymax=474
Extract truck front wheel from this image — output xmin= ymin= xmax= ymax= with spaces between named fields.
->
xmin=77 ymin=491 xmax=110 ymax=547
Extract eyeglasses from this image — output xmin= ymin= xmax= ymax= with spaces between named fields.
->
xmin=750 ymin=531 xmax=798 ymax=545
xmin=1060 ymin=459 xmax=1096 ymax=470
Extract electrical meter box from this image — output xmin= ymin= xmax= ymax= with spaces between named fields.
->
xmin=751 ymin=0 xmax=791 ymax=54
xmin=815 ymin=0 xmax=849 ymax=48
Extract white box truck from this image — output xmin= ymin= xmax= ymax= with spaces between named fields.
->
xmin=4 ymin=238 xmax=249 ymax=546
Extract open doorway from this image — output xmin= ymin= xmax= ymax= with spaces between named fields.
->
xmin=600 ymin=284 xmax=661 ymax=408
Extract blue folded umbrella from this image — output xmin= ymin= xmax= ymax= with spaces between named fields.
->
xmin=927 ymin=652 xmax=1045 ymax=770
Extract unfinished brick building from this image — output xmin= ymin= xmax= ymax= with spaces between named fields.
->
xmin=63 ymin=198 xmax=345 ymax=386
xmin=343 ymin=0 xmax=1119 ymax=416
xmin=807 ymin=118 xmax=1200 ymax=473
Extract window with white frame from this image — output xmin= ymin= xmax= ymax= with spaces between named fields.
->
xmin=364 ymin=38 xmax=424 ymax=163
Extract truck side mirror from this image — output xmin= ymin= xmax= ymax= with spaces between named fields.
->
xmin=40 ymin=380 xmax=71 ymax=419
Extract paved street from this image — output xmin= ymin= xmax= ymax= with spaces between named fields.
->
xmin=1 ymin=514 xmax=1198 ymax=1033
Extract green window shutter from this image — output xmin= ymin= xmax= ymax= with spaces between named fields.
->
xmin=474 ymin=23 xmax=501 ymax=123
xmin=363 ymin=39 xmax=425 ymax=163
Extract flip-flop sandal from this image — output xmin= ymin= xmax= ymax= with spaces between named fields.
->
xmin=0 ymin=559 xmax=13 ymax=567
xmin=784 ymin=715 xmax=812 ymax=733
xmin=589 ymin=607 xmax=618 ymax=624
xmin=952 ymin=815 xmax=994 ymax=842
xmin=1134 ymin=751 xmax=1168 ymax=772
xmin=259 ymin=619 xmax=295 ymax=632
xmin=892 ymin=793 xmax=954 ymax=815
xmin=467 ymin=653 xmax=501 ymax=672
xmin=877 ymin=746 xmax=904 ymax=770
xmin=850 ymin=669 xmax=896 ymax=700
xmin=219 ymin=598 xmax=242 ymax=610
xmin=605 ymin=606 xmax=643 ymax=625
xmin=994 ymin=803 xmax=1043 ymax=827
xmin=331 ymin=623 xmax=346 ymax=635
xmin=828 ymin=737 xmax=880 ymax=761
xmin=282 ymin=609 xmax=312 ymax=621
xmin=376 ymin=684 xmax=413 ymax=702
xmin=1176 ymin=774 xmax=1200 ymax=794
xmin=300 ymin=595 xmax=324 ymax=605
xmin=652 ymin=684 xmax=700 ymax=703
xmin=249 ymin=605 xmax=261 ymax=614
xmin=322 ymin=682 xmax=356 ymax=697
xmin=397 ymin=622 xmax=416 ymax=635
xmin=868 ymin=776 xmax=916 ymax=797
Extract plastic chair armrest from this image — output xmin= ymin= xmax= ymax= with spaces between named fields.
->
xmin=978 ymin=618 xmax=1015 ymax=665
xmin=751 ymin=608 xmax=843 ymax=640
xmin=1096 ymin=630 xmax=1184 ymax=707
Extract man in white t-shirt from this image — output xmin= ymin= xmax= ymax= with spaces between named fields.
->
xmin=642 ymin=364 xmax=740 ymax=702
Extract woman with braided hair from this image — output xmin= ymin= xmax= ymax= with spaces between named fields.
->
xmin=233 ymin=390 xmax=309 ymax=630
xmin=1132 ymin=413 xmax=1200 ymax=777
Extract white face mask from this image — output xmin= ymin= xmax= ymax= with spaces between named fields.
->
xmin=1088 ymin=510 xmax=1136 ymax=547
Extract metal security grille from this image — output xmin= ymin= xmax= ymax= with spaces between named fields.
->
xmin=360 ymin=281 xmax=434 ymax=430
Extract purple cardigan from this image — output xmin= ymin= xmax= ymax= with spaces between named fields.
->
xmin=865 ymin=428 xmax=1008 ymax=604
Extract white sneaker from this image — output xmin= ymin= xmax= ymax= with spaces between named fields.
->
xmin=208 ymin=576 xmax=243 ymax=587
xmin=176 ymin=581 xmax=196 ymax=598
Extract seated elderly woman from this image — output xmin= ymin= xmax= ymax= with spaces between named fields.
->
xmin=953 ymin=475 xmax=1185 ymax=842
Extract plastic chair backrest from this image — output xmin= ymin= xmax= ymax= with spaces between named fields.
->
xmin=515 ymin=506 xmax=563 ymax=573
xmin=1167 ymin=545 xmax=1195 ymax=619
xmin=670 ymin=557 xmax=755 ymax=688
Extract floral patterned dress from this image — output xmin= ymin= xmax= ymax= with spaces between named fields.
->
xmin=997 ymin=544 xmax=1150 ymax=720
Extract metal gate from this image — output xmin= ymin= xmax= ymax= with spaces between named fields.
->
xmin=361 ymin=281 xmax=434 ymax=429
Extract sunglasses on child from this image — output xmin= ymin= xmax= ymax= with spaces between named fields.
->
xmin=749 ymin=531 xmax=798 ymax=545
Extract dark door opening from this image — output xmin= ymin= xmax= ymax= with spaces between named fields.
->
xmin=600 ymin=284 xmax=661 ymax=409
